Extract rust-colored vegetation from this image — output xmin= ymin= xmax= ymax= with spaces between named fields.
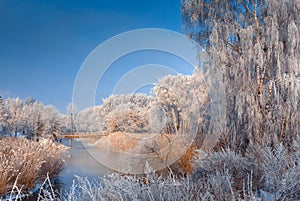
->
xmin=0 ymin=138 xmax=66 ymax=196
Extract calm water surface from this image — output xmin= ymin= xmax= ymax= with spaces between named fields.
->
xmin=57 ymin=139 xmax=111 ymax=191
xmin=23 ymin=139 xmax=111 ymax=201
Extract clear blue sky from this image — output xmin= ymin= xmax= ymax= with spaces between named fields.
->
xmin=0 ymin=0 xmax=191 ymax=113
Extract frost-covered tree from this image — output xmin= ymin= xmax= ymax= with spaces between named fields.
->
xmin=0 ymin=96 xmax=4 ymax=132
xmin=3 ymin=97 xmax=23 ymax=136
xmin=75 ymin=74 xmax=208 ymax=135
xmin=19 ymin=97 xmax=36 ymax=136
xmin=75 ymin=94 xmax=154 ymax=133
xmin=76 ymin=106 xmax=104 ymax=132
xmin=21 ymin=101 xmax=66 ymax=141
xmin=67 ymin=103 xmax=77 ymax=133
xmin=106 ymin=106 xmax=148 ymax=133
xmin=102 ymin=94 xmax=154 ymax=133
xmin=152 ymin=71 xmax=208 ymax=135
xmin=181 ymin=0 xmax=300 ymax=150
xmin=0 ymin=97 xmax=65 ymax=141
xmin=43 ymin=105 xmax=65 ymax=141
xmin=24 ymin=102 xmax=47 ymax=141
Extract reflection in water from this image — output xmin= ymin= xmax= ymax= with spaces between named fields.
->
xmin=57 ymin=139 xmax=111 ymax=192
xmin=16 ymin=139 xmax=111 ymax=201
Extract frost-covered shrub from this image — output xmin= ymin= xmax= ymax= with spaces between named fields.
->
xmin=193 ymin=148 xmax=251 ymax=193
xmin=0 ymin=138 xmax=66 ymax=197
xmin=246 ymin=144 xmax=300 ymax=200
xmin=39 ymin=171 xmax=254 ymax=201
xmin=192 ymin=144 xmax=300 ymax=200
xmin=42 ymin=173 xmax=218 ymax=201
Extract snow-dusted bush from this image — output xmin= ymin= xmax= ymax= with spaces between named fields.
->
xmin=0 ymin=138 xmax=66 ymax=197
xmin=193 ymin=149 xmax=251 ymax=189
xmin=192 ymin=144 xmax=300 ymax=200
xmin=38 ymin=170 xmax=255 ymax=201
xmin=246 ymin=144 xmax=300 ymax=200
xmin=38 ymin=172 xmax=225 ymax=201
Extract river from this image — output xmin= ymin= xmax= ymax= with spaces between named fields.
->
xmin=55 ymin=139 xmax=111 ymax=191
xmin=57 ymin=138 xmax=111 ymax=191
xmin=22 ymin=138 xmax=111 ymax=201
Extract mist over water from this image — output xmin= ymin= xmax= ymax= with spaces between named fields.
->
xmin=57 ymin=139 xmax=111 ymax=191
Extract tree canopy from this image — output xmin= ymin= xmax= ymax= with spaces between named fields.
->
xmin=181 ymin=0 xmax=300 ymax=150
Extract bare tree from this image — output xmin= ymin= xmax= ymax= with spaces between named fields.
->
xmin=67 ymin=103 xmax=77 ymax=133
